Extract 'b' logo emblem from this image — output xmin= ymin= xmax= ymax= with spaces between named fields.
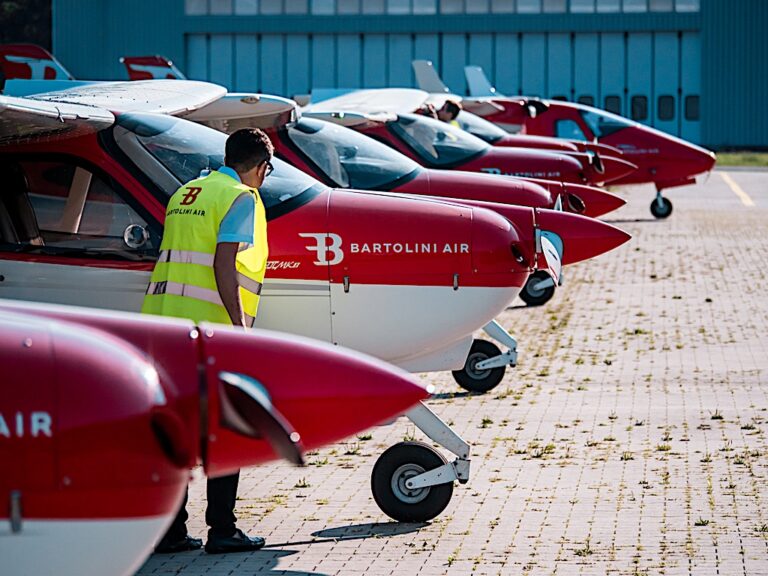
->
xmin=180 ymin=186 xmax=202 ymax=205
xmin=299 ymin=233 xmax=344 ymax=266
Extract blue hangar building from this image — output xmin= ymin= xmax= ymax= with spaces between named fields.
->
xmin=53 ymin=0 xmax=767 ymax=149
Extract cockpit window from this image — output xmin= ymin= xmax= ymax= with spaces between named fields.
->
xmin=286 ymin=118 xmax=420 ymax=189
xmin=389 ymin=113 xmax=489 ymax=167
xmin=114 ymin=113 xmax=325 ymax=214
xmin=579 ymin=109 xmax=633 ymax=138
xmin=456 ymin=111 xmax=507 ymax=144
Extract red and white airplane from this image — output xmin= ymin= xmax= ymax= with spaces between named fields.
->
xmin=0 ymin=87 xmax=628 ymax=523
xmin=0 ymin=300 xmax=429 ymax=575
xmin=412 ymin=60 xmax=717 ymax=218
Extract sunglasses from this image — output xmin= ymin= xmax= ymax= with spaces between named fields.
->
xmin=264 ymin=160 xmax=274 ymax=177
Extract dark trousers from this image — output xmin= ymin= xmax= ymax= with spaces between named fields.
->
xmin=163 ymin=472 xmax=240 ymax=542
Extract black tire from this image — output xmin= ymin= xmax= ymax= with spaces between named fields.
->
xmin=371 ymin=441 xmax=454 ymax=522
xmin=519 ymin=270 xmax=556 ymax=307
xmin=650 ymin=196 xmax=673 ymax=219
xmin=452 ymin=339 xmax=506 ymax=393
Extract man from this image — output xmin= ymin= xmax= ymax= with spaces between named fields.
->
xmin=419 ymin=99 xmax=463 ymax=127
xmin=142 ymin=128 xmax=273 ymax=554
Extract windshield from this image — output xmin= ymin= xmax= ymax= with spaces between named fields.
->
xmin=456 ymin=111 xmax=507 ymax=144
xmin=389 ymin=113 xmax=489 ymax=167
xmin=115 ymin=112 xmax=326 ymax=211
xmin=579 ymin=109 xmax=633 ymax=138
xmin=286 ymin=118 xmax=420 ymax=189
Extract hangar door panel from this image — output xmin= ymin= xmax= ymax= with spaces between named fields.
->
xmin=547 ymin=33 xmax=571 ymax=101
xmin=680 ymin=32 xmax=701 ymax=143
xmin=627 ymin=33 xmax=653 ymax=126
xmin=573 ymin=34 xmax=599 ymax=107
xmin=521 ymin=34 xmax=546 ymax=97
xmin=653 ymin=32 xmax=679 ymax=135
xmin=600 ymin=33 xmax=625 ymax=116
xmin=494 ymin=33 xmax=520 ymax=96
xmin=389 ymin=34 xmax=414 ymax=87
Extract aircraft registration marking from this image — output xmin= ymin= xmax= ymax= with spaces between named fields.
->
xmin=719 ymin=172 xmax=755 ymax=207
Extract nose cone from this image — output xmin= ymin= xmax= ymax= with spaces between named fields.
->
xmin=535 ymin=209 xmax=631 ymax=266
xmin=563 ymin=183 xmax=626 ymax=218
xmin=599 ymin=155 xmax=638 ymax=184
xmin=200 ymin=326 xmax=430 ymax=477
xmin=698 ymin=148 xmax=717 ymax=174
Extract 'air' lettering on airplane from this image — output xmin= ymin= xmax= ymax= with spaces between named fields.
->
xmin=0 ymin=412 xmax=53 ymax=438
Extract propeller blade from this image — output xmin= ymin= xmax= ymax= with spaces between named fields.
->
xmin=218 ymin=371 xmax=305 ymax=466
xmin=538 ymin=230 xmax=563 ymax=285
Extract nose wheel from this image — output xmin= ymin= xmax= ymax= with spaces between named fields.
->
xmin=371 ymin=441 xmax=454 ymax=522
xmin=519 ymin=270 xmax=556 ymax=307
xmin=650 ymin=194 xmax=673 ymax=219
xmin=452 ymin=339 xmax=506 ymax=393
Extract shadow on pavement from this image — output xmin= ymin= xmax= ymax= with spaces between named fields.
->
xmin=431 ymin=390 xmax=470 ymax=399
xmin=602 ymin=217 xmax=661 ymax=224
xmin=312 ymin=521 xmax=427 ymax=540
xmin=141 ymin=549 xmax=327 ymax=576
xmin=264 ymin=521 xmax=427 ymax=548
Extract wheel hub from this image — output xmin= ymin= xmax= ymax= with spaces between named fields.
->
xmin=525 ymin=277 xmax=546 ymax=298
xmin=466 ymin=352 xmax=491 ymax=380
xmin=391 ymin=463 xmax=430 ymax=503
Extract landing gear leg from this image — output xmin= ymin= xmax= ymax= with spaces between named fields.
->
xmin=371 ymin=403 xmax=470 ymax=522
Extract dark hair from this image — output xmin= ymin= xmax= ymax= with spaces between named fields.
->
xmin=224 ymin=128 xmax=274 ymax=173
xmin=443 ymin=100 xmax=462 ymax=119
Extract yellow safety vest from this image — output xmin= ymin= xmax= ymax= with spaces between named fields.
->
xmin=450 ymin=119 xmax=461 ymax=128
xmin=141 ymin=170 xmax=268 ymax=326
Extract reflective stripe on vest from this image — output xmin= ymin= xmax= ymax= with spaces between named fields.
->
xmin=147 ymin=277 xmax=262 ymax=305
xmin=147 ymin=281 xmax=223 ymax=307
xmin=151 ymin=249 xmax=264 ymax=298
xmin=158 ymin=249 xmax=215 ymax=267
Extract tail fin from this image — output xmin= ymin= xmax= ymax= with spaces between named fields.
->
xmin=411 ymin=59 xmax=451 ymax=94
xmin=120 ymin=55 xmax=187 ymax=81
xmin=0 ymin=44 xmax=74 ymax=82
xmin=464 ymin=65 xmax=503 ymax=97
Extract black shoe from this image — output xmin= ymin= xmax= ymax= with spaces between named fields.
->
xmin=205 ymin=529 xmax=266 ymax=554
xmin=155 ymin=535 xmax=203 ymax=554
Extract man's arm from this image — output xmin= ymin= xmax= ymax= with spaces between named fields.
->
xmin=214 ymin=241 xmax=245 ymax=327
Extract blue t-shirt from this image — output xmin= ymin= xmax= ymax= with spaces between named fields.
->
xmin=205 ymin=167 xmax=256 ymax=247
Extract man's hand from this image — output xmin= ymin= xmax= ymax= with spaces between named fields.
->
xmin=214 ymin=242 xmax=245 ymax=328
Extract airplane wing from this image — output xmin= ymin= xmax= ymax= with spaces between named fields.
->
xmin=464 ymin=65 xmax=505 ymax=97
xmin=0 ymin=94 xmax=114 ymax=145
xmin=304 ymin=88 xmax=429 ymax=115
xmin=183 ymin=92 xmax=299 ymax=131
xmin=27 ymin=79 xmax=227 ymax=116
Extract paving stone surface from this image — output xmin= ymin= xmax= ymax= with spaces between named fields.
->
xmin=138 ymin=171 xmax=768 ymax=575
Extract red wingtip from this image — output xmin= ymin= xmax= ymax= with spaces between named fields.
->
xmin=535 ymin=209 xmax=631 ymax=266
